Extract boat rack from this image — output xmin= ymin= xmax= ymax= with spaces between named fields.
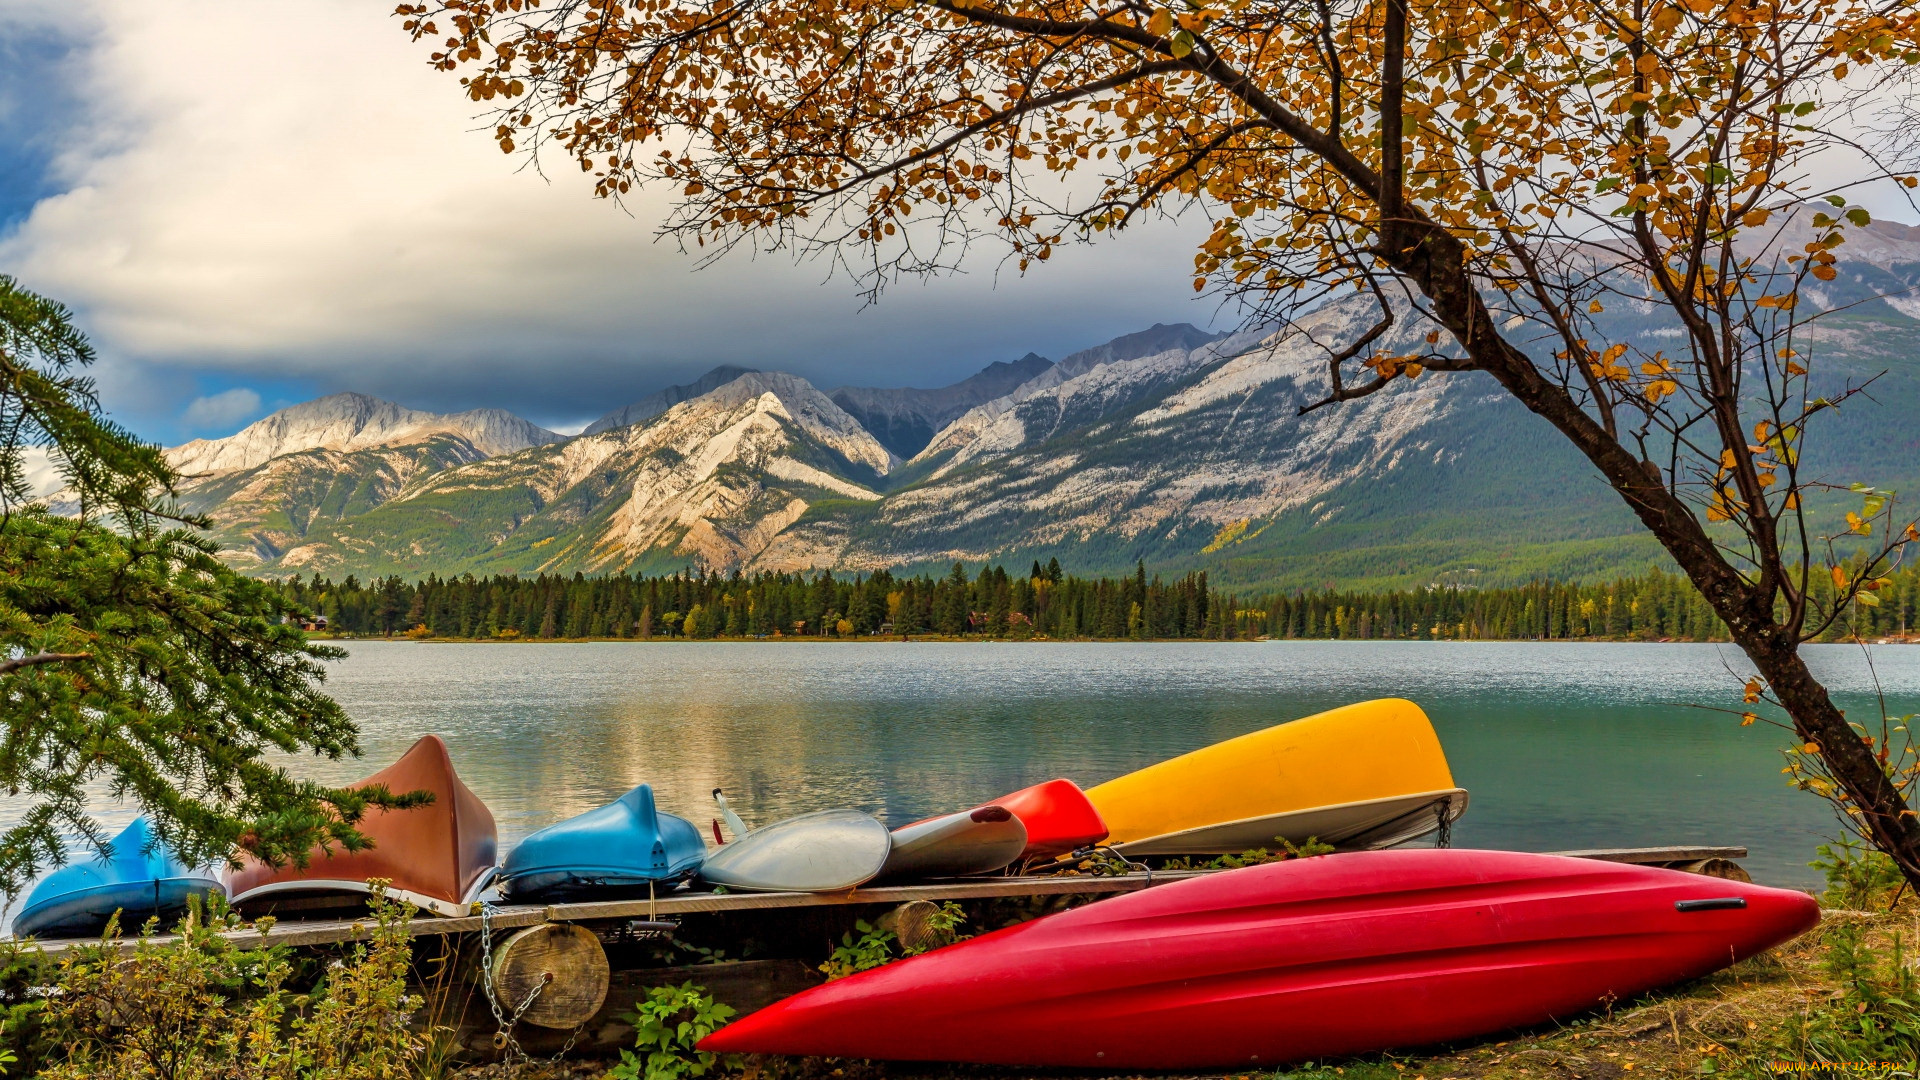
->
xmin=32 ymin=844 xmax=1749 ymax=956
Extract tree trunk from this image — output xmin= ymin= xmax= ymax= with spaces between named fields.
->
xmin=1379 ymin=216 xmax=1920 ymax=889
xmin=1738 ymin=625 xmax=1920 ymax=884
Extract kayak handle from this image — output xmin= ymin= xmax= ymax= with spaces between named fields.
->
xmin=1674 ymin=897 xmax=1747 ymax=912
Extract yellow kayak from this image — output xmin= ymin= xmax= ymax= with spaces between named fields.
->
xmin=1085 ymin=698 xmax=1468 ymax=855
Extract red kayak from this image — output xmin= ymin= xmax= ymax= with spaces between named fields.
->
xmin=990 ymin=779 xmax=1107 ymax=859
xmin=700 ymin=849 xmax=1817 ymax=1068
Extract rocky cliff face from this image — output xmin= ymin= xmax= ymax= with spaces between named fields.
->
xmin=172 ymin=437 xmax=497 ymax=570
xmin=755 ymin=297 xmax=1590 ymax=581
xmin=167 ymin=392 xmax=564 ymax=476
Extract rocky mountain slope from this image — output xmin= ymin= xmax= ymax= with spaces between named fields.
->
xmin=755 ymin=299 xmax=1665 ymax=587
xmin=162 ymin=393 xmax=567 ymax=569
xmin=266 ymin=373 xmax=895 ymax=577
xmin=829 ymin=352 xmax=1055 ymax=459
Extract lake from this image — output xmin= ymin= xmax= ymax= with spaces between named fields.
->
xmin=278 ymin=638 xmax=1916 ymax=888
xmin=13 ymin=640 xmax=1919 ymax=896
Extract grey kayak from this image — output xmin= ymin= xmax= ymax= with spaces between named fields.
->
xmin=877 ymin=805 xmax=1027 ymax=881
xmin=1109 ymin=788 xmax=1470 ymax=856
xmin=700 ymin=808 xmax=893 ymax=892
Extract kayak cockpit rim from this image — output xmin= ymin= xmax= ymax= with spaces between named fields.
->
xmin=229 ymin=878 xmax=481 ymax=920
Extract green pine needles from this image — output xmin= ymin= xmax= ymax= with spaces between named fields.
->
xmin=0 ymin=275 xmax=405 ymax=899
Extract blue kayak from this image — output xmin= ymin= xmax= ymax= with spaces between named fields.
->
xmin=13 ymin=818 xmax=224 ymax=939
xmin=501 ymin=785 xmax=706 ymax=902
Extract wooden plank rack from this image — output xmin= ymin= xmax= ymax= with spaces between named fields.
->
xmin=32 ymin=844 xmax=1748 ymax=956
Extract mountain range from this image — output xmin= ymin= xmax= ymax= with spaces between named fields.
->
xmin=151 ymin=221 xmax=1920 ymax=590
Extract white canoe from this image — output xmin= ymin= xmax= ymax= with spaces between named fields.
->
xmin=878 ymin=805 xmax=1028 ymax=881
xmin=700 ymin=808 xmax=893 ymax=892
xmin=1110 ymin=788 xmax=1469 ymax=856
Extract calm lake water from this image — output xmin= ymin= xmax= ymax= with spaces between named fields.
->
xmin=18 ymin=640 xmax=1920 ymax=895
xmin=291 ymin=639 xmax=1917 ymax=888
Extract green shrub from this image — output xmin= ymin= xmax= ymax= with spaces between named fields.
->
xmin=1810 ymin=838 xmax=1903 ymax=910
xmin=1737 ymin=842 xmax=1920 ymax=1069
xmin=819 ymin=920 xmax=896 ymax=980
xmin=35 ymin=885 xmax=423 ymax=1080
xmin=608 ymin=982 xmax=737 ymax=1080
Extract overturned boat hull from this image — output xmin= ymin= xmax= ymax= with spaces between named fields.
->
xmin=14 ymin=818 xmax=223 ymax=939
xmin=700 ymin=849 xmax=1820 ymax=1068
xmin=989 ymin=779 xmax=1108 ymax=859
xmin=1112 ymin=788 xmax=1469 ymax=856
xmin=503 ymin=784 xmax=705 ymax=902
xmin=878 ymin=806 xmax=1026 ymax=881
xmin=227 ymin=735 xmax=498 ymax=918
xmin=700 ymin=809 xmax=891 ymax=893
xmin=1088 ymin=698 xmax=1463 ymax=854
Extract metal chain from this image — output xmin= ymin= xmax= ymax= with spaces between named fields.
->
xmin=1434 ymin=798 xmax=1454 ymax=849
xmin=554 ymin=1022 xmax=585 ymax=1062
xmin=476 ymin=900 xmax=547 ymax=1062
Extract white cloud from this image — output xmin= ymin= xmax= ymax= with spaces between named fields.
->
xmin=18 ymin=446 xmax=62 ymax=498
xmin=0 ymin=0 xmax=1216 ymax=436
xmin=181 ymin=387 xmax=262 ymax=434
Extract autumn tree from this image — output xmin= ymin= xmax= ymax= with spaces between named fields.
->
xmin=398 ymin=0 xmax=1920 ymax=877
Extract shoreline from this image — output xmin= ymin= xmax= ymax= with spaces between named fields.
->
xmin=306 ymin=633 xmax=1919 ymax=645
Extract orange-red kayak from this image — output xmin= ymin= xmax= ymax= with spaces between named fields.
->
xmin=228 ymin=735 xmax=497 ymax=918
xmin=991 ymin=779 xmax=1107 ymax=860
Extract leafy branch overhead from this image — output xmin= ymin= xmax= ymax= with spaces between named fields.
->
xmin=395 ymin=0 xmax=1920 ymax=884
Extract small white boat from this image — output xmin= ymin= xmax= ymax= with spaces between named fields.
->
xmin=700 ymin=792 xmax=892 ymax=892
xmin=878 ymin=805 xmax=1027 ymax=881
xmin=1110 ymin=789 xmax=1469 ymax=856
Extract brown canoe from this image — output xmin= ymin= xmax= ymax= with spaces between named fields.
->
xmin=228 ymin=735 xmax=498 ymax=918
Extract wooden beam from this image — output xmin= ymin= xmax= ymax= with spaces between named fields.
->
xmin=1546 ymin=846 xmax=1748 ymax=863
xmin=27 ymin=845 xmax=1751 ymax=955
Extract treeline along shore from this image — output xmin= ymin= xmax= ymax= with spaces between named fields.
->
xmin=276 ymin=560 xmax=1920 ymax=643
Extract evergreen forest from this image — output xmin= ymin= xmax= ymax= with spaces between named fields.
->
xmin=277 ymin=560 xmax=1920 ymax=644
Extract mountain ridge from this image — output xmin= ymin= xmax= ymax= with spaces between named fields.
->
xmin=582 ymin=365 xmax=760 ymax=437
xmin=145 ymin=241 xmax=1919 ymax=589
xmin=167 ymin=391 xmax=565 ymax=476
xmin=828 ymin=351 xmax=1055 ymax=458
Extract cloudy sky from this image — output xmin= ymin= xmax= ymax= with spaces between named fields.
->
xmin=0 ymin=0 xmax=1220 ymax=442
xmin=4 ymin=2 xmax=1916 ymax=445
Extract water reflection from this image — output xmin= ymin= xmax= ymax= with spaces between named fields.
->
xmin=12 ymin=640 xmax=1920 ymax=892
